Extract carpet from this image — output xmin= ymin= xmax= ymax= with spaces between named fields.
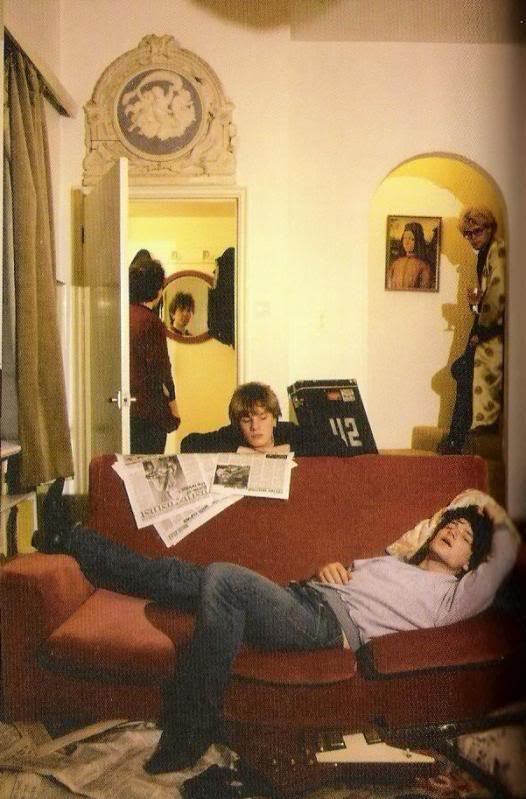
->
xmin=0 ymin=720 xmax=524 ymax=798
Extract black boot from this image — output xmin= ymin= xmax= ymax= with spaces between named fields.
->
xmin=31 ymin=477 xmax=72 ymax=553
xmin=436 ymin=434 xmax=465 ymax=455
xmin=144 ymin=724 xmax=216 ymax=775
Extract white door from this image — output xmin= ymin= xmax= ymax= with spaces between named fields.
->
xmin=83 ymin=158 xmax=130 ymax=460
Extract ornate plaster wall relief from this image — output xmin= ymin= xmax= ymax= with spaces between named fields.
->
xmin=83 ymin=35 xmax=237 ymax=186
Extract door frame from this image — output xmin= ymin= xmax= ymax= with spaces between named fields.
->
xmin=74 ymin=181 xmax=245 ymax=493
xmin=128 ymin=184 xmax=246 ymax=387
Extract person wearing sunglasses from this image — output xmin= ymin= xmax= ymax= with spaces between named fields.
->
xmin=438 ymin=207 xmax=506 ymax=455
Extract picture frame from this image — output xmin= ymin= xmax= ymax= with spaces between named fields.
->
xmin=385 ymin=215 xmax=441 ymax=292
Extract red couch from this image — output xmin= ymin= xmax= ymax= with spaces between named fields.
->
xmin=1 ymin=454 xmax=524 ymax=734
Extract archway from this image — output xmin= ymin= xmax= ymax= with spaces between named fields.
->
xmin=368 ymin=154 xmax=506 ymax=500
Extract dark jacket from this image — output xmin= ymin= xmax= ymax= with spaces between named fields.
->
xmin=181 ymin=420 xmax=347 ymax=456
xmin=208 ymin=247 xmax=235 ymax=347
xmin=129 ymin=303 xmax=177 ymax=432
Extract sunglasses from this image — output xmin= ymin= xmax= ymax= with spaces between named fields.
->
xmin=463 ymin=226 xmax=486 ymax=239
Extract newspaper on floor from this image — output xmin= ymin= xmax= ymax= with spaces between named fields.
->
xmin=112 ymin=453 xmax=211 ymax=529
xmin=0 ymin=721 xmax=236 ymax=799
xmin=210 ymin=451 xmax=295 ymax=500
xmin=7 ymin=721 xmax=51 ymax=753
xmin=0 ymin=771 xmax=74 ymax=798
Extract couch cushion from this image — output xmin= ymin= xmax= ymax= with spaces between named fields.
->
xmin=233 ymin=646 xmax=357 ymax=685
xmin=367 ymin=609 xmax=524 ymax=676
xmin=43 ymin=589 xmax=193 ymax=681
xmin=42 ymin=589 xmax=358 ymax=686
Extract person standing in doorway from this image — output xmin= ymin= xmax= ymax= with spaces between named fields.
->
xmin=438 ymin=207 xmax=506 ymax=454
xmin=129 ymin=254 xmax=180 ymax=454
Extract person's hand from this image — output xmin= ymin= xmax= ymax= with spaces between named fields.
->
xmin=480 ymin=498 xmax=499 ymax=524
xmin=467 ymin=287 xmax=483 ymax=305
xmin=168 ymin=400 xmax=181 ymax=429
xmin=315 ymin=562 xmax=351 ymax=585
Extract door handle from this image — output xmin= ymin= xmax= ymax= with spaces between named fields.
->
xmin=108 ymin=391 xmax=122 ymax=408
xmin=108 ymin=391 xmax=136 ymax=408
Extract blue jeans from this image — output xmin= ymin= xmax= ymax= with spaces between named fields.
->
xmin=65 ymin=527 xmax=343 ymax=732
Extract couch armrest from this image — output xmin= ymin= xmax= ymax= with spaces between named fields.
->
xmin=1 ymin=553 xmax=94 ymax=639
xmin=365 ymin=609 xmax=524 ymax=676
xmin=0 ymin=553 xmax=95 ymax=719
xmin=0 ymin=553 xmax=94 ymax=720
xmin=0 ymin=551 xmax=95 ymax=670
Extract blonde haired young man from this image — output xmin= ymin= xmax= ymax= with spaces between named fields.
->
xmin=182 ymin=381 xmax=345 ymax=455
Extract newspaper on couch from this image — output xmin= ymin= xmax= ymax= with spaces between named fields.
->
xmin=210 ymin=451 xmax=296 ymax=500
xmin=152 ymin=493 xmax=242 ymax=548
xmin=112 ymin=451 xmax=295 ymax=547
xmin=112 ymin=453 xmax=211 ymax=529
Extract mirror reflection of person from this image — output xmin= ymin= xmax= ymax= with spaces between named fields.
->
xmin=438 ymin=207 xmax=506 ymax=455
xmin=181 ymin=381 xmax=347 ymax=455
xmin=387 ymin=222 xmax=433 ymax=290
xmin=129 ymin=254 xmax=181 ymax=454
xmin=169 ymin=292 xmax=195 ymax=336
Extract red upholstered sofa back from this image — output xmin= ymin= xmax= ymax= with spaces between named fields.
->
xmin=87 ymin=453 xmax=488 ymax=582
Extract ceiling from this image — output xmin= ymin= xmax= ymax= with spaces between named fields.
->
xmin=193 ymin=0 xmax=526 ymax=42
xmin=292 ymin=0 xmax=526 ymax=43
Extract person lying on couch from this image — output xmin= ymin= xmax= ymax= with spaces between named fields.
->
xmin=181 ymin=381 xmax=347 ymax=455
xmin=32 ymin=481 xmax=518 ymax=776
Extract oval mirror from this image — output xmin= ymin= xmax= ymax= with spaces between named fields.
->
xmin=163 ymin=270 xmax=214 ymax=343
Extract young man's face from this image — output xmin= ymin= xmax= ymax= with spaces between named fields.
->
xmin=172 ymin=306 xmax=193 ymax=332
xmin=428 ymin=518 xmax=474 ymax=574
xmin=238 ymin=403 xmax=275 ymax=451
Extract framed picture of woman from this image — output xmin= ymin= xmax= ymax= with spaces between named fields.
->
xmin=385 ymin=215 xmax=441 ymax=292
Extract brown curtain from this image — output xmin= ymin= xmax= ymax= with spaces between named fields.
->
xmin=4 ymin=45 xmax=73 ymax=488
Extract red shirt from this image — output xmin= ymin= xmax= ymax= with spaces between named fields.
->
xmin=129 ymin=303 xmax=176 ymax=430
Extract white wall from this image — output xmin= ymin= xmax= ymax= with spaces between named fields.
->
xmin=285 ymin=40 xmax=525 ymax=514
xmin=368 ymin=179 xmax=462 ymax=445
xmin=4 ymin=1 xmax=525 ymax=516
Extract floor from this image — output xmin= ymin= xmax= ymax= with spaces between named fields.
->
xmin=0 ymin=718 xmax=525 ymax=798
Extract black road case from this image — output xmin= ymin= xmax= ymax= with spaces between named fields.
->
xmin=288 ymin=379 xmax=377 ymax=456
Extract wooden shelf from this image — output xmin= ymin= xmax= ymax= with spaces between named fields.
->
xmin=1 ymin=441 xmax=37 ymax=556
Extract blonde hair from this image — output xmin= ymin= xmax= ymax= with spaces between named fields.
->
xmin=458 ymin=206 xmax=497 ymax=236
xmin=228 ymin=382 xmax=281 ymax=426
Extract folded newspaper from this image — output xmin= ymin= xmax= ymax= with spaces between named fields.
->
xmin=112 ymin=451 xmax=295 ymax=548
